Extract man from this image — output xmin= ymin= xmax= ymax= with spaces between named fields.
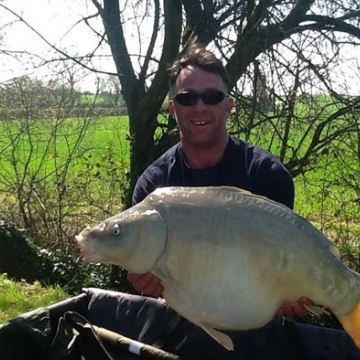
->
xmin=128 ymin=43 xmax=311 ymax=317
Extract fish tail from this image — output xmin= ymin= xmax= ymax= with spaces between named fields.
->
xmin=338 ymin=300 xmax=360 ymax=349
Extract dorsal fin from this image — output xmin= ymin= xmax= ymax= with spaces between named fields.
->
xmin=218 ymin=186 xmax=253 ymax=195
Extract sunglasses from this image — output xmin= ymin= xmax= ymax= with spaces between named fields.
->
xmin=172 ymin=89 xmax=228 ymax=106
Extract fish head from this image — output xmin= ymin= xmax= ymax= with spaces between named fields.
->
xmin=75 ymin=205 xmax=167 ymax=273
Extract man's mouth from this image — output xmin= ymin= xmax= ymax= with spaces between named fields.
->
xmin=192 ymin=120 xmax=207 ymax=126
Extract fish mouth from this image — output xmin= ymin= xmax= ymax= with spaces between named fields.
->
xmin=77 ymin=225 xmax=92 ymax=238
xmin=75 ymin=226 xmax=94 ymax=247
xmin=75 ymin=233 xmax=84 ymax=244
xmin=75 ymin=228 xmax=96 ymax=262
xmin=75 ymin=233 xmax=88 ymax=250
xmin=76 ymin=240 xmax=97 ymax=263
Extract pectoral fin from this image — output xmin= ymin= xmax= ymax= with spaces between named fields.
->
xmin=159 ymin=277 xmax=234 ymax=350
xmin=160 ymin=278 xmax=192 ymax=309
xmin=200 ymin=324 xmax=234 ymax=351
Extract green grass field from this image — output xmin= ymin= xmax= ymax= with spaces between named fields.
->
xmin=0 ymin=116 xmax=131 ymax=229
xmin=0 ymin=112 xmax=359 ymax=323
xmin=0 ymin=115 xmax=130 ymax=178
xmin=0 ymin=114 xmax=358 ymax=226
xmin=0 ymin=273 xmax=68 ymax=324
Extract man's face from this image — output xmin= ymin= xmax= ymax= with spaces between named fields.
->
xmin=169 ymin=65 xmax=234 ymax=148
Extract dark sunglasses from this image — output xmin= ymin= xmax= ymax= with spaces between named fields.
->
xmin=172 ymin=89 xmax=228 ymax=106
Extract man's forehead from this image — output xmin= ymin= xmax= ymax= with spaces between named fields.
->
xmin=175 ymin=65 xmax=224 ymax=89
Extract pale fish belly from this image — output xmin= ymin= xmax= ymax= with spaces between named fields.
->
xmin=155 ymin=229 xmax=287 ymax=330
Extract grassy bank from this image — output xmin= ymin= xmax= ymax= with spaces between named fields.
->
xmin=0 ymin=273 xmax=68 ymax=324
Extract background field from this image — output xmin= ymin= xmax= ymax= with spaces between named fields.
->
xmin=0 ymin=114 xmax=358 ymax=236
xmin=0 ymin=113 xmax=359 ymax=323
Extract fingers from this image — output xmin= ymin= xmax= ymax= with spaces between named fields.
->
xmin=299 ymin=296 xmax=314 ymax=307
xmin=277 ymin=297 xmax=314 ymax=318
xmin=127 ymin=272 xmax=164 ymax=298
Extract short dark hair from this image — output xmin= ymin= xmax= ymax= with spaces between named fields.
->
xmin=168 ymin=43 xmax=229 ymax=97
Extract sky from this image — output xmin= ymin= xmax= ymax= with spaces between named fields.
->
xmin=0 ymin=0 xmax=116 ymax=91
xmin=1 ymin=1 xmax=360 ymax=95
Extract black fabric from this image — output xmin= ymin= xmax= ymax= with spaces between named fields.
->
xmin=2 ymin=288 xmax=360 ymax=359
xmin=132 ymin=136 xmax=294 ymax=209
xmin=48 ymin=311 xmax=141 ymax=360
xmin=0 ymin=308 xmax=52 ymax=360
xmin=84 ymin=288 xmax=181 ymax=348
xmin=82 ymin=288 xmax=360 ymax=360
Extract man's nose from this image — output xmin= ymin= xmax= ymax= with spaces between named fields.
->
xmin=193 ymin=97 xmax=208 ymax=108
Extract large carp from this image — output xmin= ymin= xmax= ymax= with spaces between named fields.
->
xmin=75 ymin=186 xmax=360 ymax=350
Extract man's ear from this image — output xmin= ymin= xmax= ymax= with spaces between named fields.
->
xmin=226 ymin=96 xmax=235 ymax=114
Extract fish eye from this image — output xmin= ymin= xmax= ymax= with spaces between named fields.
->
xmin=111 ymin=224 xmax=121 ymax=236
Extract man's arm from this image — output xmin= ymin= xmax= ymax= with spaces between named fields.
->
xmin=132 ymin=171 xmax=158 ymax=205
xmin=251 ymin=155 xmax=295 ymax=209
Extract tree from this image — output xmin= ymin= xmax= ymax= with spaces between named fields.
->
xmin=86 ymin=0 xmax=360 ymax=205
xmin=1 ymin=0 xmax=360 ymax=207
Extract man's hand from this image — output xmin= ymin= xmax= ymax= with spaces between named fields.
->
xmin=277 ymin=297 xmax=314 ymax=318
xmin=127 ymin=272 xmax=164 ymax=298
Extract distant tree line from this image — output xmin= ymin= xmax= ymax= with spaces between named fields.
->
xmin=0 ymin=75 xmax=128 ymax=119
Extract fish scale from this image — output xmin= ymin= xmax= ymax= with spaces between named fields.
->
xmin=76 ymin=186 xmax=360 ymax=351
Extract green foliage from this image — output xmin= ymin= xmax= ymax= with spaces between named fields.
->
xmin=0 ymin=220 xmax=130 ymax=294
xmin=0 ymin=273 xmax=68 ymax=324
xmin=230 ymin=94 xmax=360 ymax=224
xmin=80 ymin=93 xmax=125 ymax=108
xmin=232 ymin=95 xmax=356 ymax=163
xmin=38 ymin=248 xmax=130 ymax=294
xmin=0 ymin=115 xmax=130 ymax=253
xmin=80 ymin=93 xmax=109 ymax=104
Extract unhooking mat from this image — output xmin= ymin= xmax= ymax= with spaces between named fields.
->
xmin=1 ymin=287 xmax=360 ymax=360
